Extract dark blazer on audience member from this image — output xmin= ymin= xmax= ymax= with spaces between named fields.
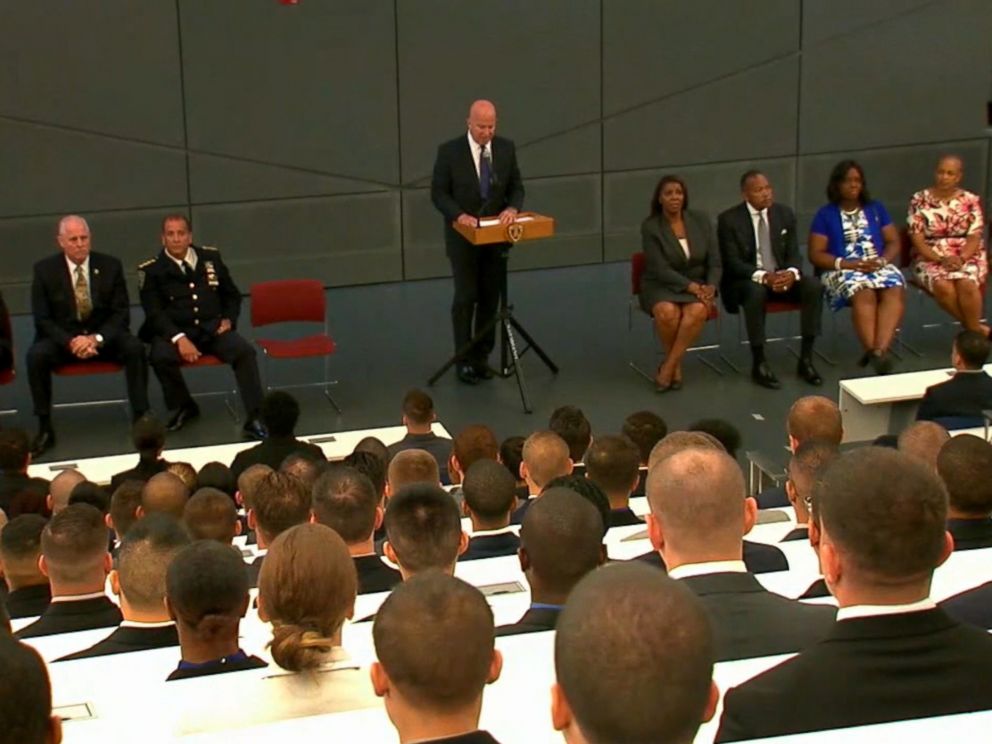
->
xmin=460 ymin=531 xmax=521 ymax=562
xmin=230 ymin=436 xmax=325 ymax=479
xmin=715 ymin=608 xmax=992 ymax=742
xmin=781 ymin=525 xmax=809 ymax=542
xmin=941 ymin=582 xmax=992 ymax=629
xmin=15 ymin=596 xmax=123 ymax=639
xmin=947 ymin=518 xmax=992 ymax=551
xmin=608 ymin=507 xmax=644 ymax=528
xmin=680 ymin=572 xmax=836 ymax=662
xmin=354 ymin=554 xmax=402 ymax=595
xmin=416 ymin=732 xmax=501 ymax=744
xmin=4 ymin=583 xmax=52 ymax=619
xmin=639 ymin=209 xmax=722 ymax=312
xmin=800 ymin=578 xmax=830 ymax=600
xmin=109 ymin=457 xmax=169 ymax=492
xmin=166 ymin=653 xmax=268 ymax=681
xmin=0 ymin=471 xmax=50 ymax=516
xmin=916 ymin=370 xmax=992 ymax=422
xmin=245 ymin=555 xmax=265 ymax=588
xmin=387 ymin=432 xmax=453 ymax=485
xmin=756 ymin=484 xmax=789 ymax=510
xmin=631 ymin=469 xmax=647 ymax=499
xmin=55 ymin=623 xmax=179 ymax=661
xmin=495 ymin=606 xmax=560 ymax=637
xmin=636 ymin=541 xmax=789 ymax=575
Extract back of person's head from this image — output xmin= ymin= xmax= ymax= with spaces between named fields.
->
xmin=0 ymin=429 xmax=31 ymax=472
xmin=584 ymin=435 xmax=641 ymax=501
xmin=0 ymin=635 xmax=61 ymax=744
xmin=898 ymin=421 xmax=950 ymax=471
xmin=937 ymin=434 xmax=992 ymax=518
xmin=498 ymin=435 xmax=525 ymax=482
xmin=353 ymin=436 xmax=389 ymax=463
xmin=387 ymin=449 xmax=440 ymax=492
xmin=953 ymin=328 xmax=990 ymax=369
xmin=343 ymin=449 xmax=387 ymax=501
xmin=622 ymin=411 xmax=668 ymax=465
xmin=372 ymin=572 xmax=499 ymax=716
xmin=462 ymin=459 xmax=517 ymax=527
xmin=311 ymin=466 xmax=379 ymax=544
xmin=647 ymin=430 xmax=724 ymax=471
xmin=67 ymin=481 xmax=109 ymax=514
xmin=787 ymin=396 xmax=843 ymax=446
xmin=259 ymin=523 xmax=357 ymax=672
xmin=384 ymin=484 xmax=463 ymax=575
xmin=689 ymin=418 xmax=742 ymax=460
xmin=183 ymin=488 xmax=240 ymax=544
xmin=544 ymin=475 xmax=611 ymax=538
xmin=553 ymin=563 xmax=715 ymax=744
xmin=787 ymin=439 xmax=839 ymax=513
xmin=116 ymin=514 xmax=190 ymax=614
xmin=166 ymin=461 xmax=198 ymax=491
xmin=195 ymin=462 xmax=236 ymax=499
xmin=451 ymin=424 xmax=499 ymax=471
xmin=0 ymin=515 xmax=48 ymax=589
xmin=250 ymin=471 xmax=312 ymax=544
xmin=109 ymin=480 xmax=144 ymax=540
xmin=647 ymin=448 xmax=748 ymax=559
xmin=131 ymin=415 xmax=166 ymax=460
xmin=236 ymin=463 xmax=273 ymax=511
xmin=48 ymin=469 xmax=86 ymax=514
xmin=279 ymin=451 xmax=326 ymax=490
xmin=522 ymin=430 xmax=572 ymax=490
xmin=814 ymin=447 xmax=949 ymax=590
xmin=549 ymin=405 xmax=592 ymax=463
xmin=141 ymin=472 xmax=190 ymax=521
xmin=260 ymin=391 xmax=301 ymax=438
xmin=520 ymin=488 xmax=605 ymax=597
xmin=401 ymin=389 xmax=436 ymax=427
xmin=40 ymin=504 xmax=109 ymax=587
xmin=166 ymin=540 xmax=249 ymax=640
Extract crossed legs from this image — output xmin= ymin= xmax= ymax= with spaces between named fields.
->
xmin=651 ymin=301 xmax=710 ymax=388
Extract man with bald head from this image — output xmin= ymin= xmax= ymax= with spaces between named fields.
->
xmin=138 ymin=472 xmax=190 ymax=521
xmin=511 ymin=430 xmax=573 ymax=524
xmin=897 ymin=420 xmax=949 ymax=471
xmin=27 ymin=214 xmax=149 ymax=456
xmin=646 ymin=447 xmax=834 ymax=661
xmin=431 ymin=100 xmax=525 ymax=384
xmin=386 ymin=448 xmax=441 ymax=499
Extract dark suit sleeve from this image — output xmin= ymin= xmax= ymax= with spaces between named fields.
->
xmin=717 ymin=209 xmax=756 ymax=284
xmin=212 ymin=252 xmax=242 ymax=325
xmin=713 ymin=686 xmax=756 ymax=743
xmin=31 ymin=262 xmax=71 ymax=348
xmin=139 ymin=263 xmax=182 ymax=341
xmin=95 ymin=259 xmax=131 ymax=345
xmin=641 ymin=219 xmax=691 ymax=293
xmin=430 ymin=143 xmax=465 ymax=223
xmin=916 ymin=386 xmax=939 ymax=421
xmin=504 ymin=142 xmax=524 ymax=211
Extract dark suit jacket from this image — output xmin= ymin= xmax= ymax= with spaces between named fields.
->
xmin=608 ymin=507 xmax=645 ymax=528
xmin=55 ymin=623 xmax=179 ymax=661
xmin=781 ymin=526 xmax=809 ymax=542
xmin=495 ymin=606 xmax=560 ymax=637
xmin=717 ymin=201 xmax=800 ymax=313
xmin=460 ymin=532 xmax=521 ymax=562
xmin=680 ymin=572 xmax=835 ymax=662
xmin=417 ymin=732 xmax=500 ymax=744
xmin=917 ymin=370 xmax=992 ymax=422
xmin=166 ymin=653 xmax=268 ymax=681
xmin=430 ymin=133 xmax=525 ymax=252
xmin=15 ymin=596 xmax=122 ymax=639
xmin=31 ymin=252 xmax=133 ymax=347
xmin=756 ymin=484 xmax=789 ymax=510
xmin=799 ymin=578 xmax=830 ymax=600
xmin=941 ymin=581 xmax=992 ymax=629
xmin=510 ymin=497 xmax=534 ymax=526
xmin=948 ymin=518 xmax=992 ymax=551
xmin=354 ymin=554 xmax=402 ymax=595
xmin=636 ymin=541 xmax=789 ymax=575
xmin=109 ymin=457 xmax=169 ymax=492
xmin=0 ymin=471 xmax=50 ymax=516
xmin=230 ymin=437 xmax=325 ymax=479
xmin=639 ymin=209 xmax=721 ymax=311
xmin=4 ymin=583 xmax=52 ymax=619
xmin=245 ymin=555 xmax=264 ymax=588
xmin=387 ymin=432 xmax=453 ymax=485
xmin=716 ymin=608 xmax=992 ymax=741
xmin=0 ymin=289 xmax=12 ymax=372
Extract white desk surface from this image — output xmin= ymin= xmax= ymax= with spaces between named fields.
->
xmin=839 ymin=364 xmax=992 ymax=406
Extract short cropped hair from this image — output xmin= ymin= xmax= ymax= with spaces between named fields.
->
xmin=499 ymin=435 xmax=525 ymax=481
xmin=161 ymin=213 xmax=191 ymax=232
xmin=0 ymin=635 xmax=55 ymax=744
xmin=344 ymin=449 xmax=387 ymax=500
xmin=549 ymin=405 xmax=592 ymax=462
xmin=311 ymin=466 xmax=379 ymax=544
xmin=388 ymin=449 xmax=440 ymax=491
xmin=109 ymin=480 xmax=144 ymax=539
xmin=954 ymin=329 xmax=991 ymax=369
xmin=68 ymin=481 xmax=110 ymax=514
xmin=353 ymin=436 xmax=389 ymax=463
xmin=622 ymin=411 xmax=668 ymax=464
xmin=898 ymin=421 xmax=950 ymax=471
xmin=689 ymin=418 xmax=742 ymax=460
xmin=280 ymin=452 xmax=326 ymax=490
xmin=544 ymin=475 xmax=611 ymax=538
xmin=251 ymin=472 xmax=312 ymax=542
xmin=452 ymin=424 xmax=499 ymax=470
xmin=41 ymin=503 xmax=109 ymax=584
xmin=786 ymin=396 xmax=843 ymax=446
xmin=0 ymin=514 xmax=47 ymax=582
xmin=184 ymin=488 xmax=240 ymax=543
xmin=584 ymin=435 xmax=641 ymax=496
xmin=401 ymin=389 xmax=435 ymax=426
xmin=131 ymin=415 xmax=166 ymax=459
xmin=260 ymin=391 xmax=301 ymax=438
xmin=117 ymin=514 xmax=191 ymax=612
xmin=788 ymin=438 xmax=839 ymax=507
xmin=237 ymin=464 xmax=273 ymax=510
xmin=648 ymin=431 xmax=724 ymax=471
xmin=166 ymin=540 xmax=248 ymax=638
xmin=522 ymin=431 xmax=572 ymax=488
xmin=373 ymin=572 xmax=494 ymax=713
xmin=142 ymin=472 xmax=190 ymax=520
xmin=521 ymin=488 xmax=604 ymax=595
xmin=739 ymin=168 xmax=764 ymax=190
xmin=384 ymin=484 xmax=462 ymax=573
xmin=196 ymin=462 xmax=236 ymax=499
xmin=166 ymin=461 xmax=198 ymax=491
xmin=49 ymin=469 xmax=86 ymax=514
xmin=555 ymin=563 xmax=714 ymax=744
xmin=462 ymin=459 xmax=517 ymax=522
xmin=937 ymin=434 xmax=992 ymax=517
xmin=0 ymin=429 xmax=30 ymax=471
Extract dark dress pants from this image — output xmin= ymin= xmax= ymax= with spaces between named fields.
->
xmin=448 ymin=238 xmax=503 ymax=365
xmin=735 ymin=275 xmax=823 ymax=347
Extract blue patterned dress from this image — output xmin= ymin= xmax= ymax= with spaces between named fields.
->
xmin=820 ymin=208 xmax=905 ymax=311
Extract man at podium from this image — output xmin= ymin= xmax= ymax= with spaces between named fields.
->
xmin=431 ymin=99 xmax=524 ymax=385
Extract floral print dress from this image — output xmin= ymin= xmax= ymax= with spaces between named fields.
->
xmin=908 ymin=189 xmax=986 ymax=291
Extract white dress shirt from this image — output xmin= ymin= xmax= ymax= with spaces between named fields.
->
xmin=667 ymin=560 xmax=747 ymax=580
xmin=747 ymin=203 xmax=800 ymax=285
xmin=836 ymin=598 xmax=937 ymax=622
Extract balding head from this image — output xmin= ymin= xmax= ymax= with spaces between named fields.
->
xmin=40 ymin=504 xmax=111 ymax=592
xmin=787 ymin=396 xmax=843 ymax=448
xmin=387 ymin=449 xmax=440 ymax=495
xmin=236 ymin=463 xmax=273 ymax=510
xmin=787 ymin=438 xmax=838 ymax=524
xmin=467 ymin=100 xmax=497 ymax=147
xmin=647 ymin=431 xmax=723 ymax=471
xmin=898 ymin=421 xmax=950 ymax=471
xmin=140 ymin=472 xmax=190 ymax=521
xmin=937 ymin=434 xmax=992 ymax=518
xmin=48 ymin=469 xmax=86 ymax=514
xmin=115 ymin=514 xmax=190 ymax=617
xmin=521 ymin=431 xmax=572 ymax=492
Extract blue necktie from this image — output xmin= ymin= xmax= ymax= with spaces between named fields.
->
xmin=479 ymin=145 xmax=491 ymax=200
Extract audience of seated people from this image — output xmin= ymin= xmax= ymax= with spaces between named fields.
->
xmin=138 ymin=471 xmax=190 ymax=521
xmin=278 ymin=451 xmax=327 ymax=491
xmin=497 ymin=435 xmax=528 ymax=502
xmin=165 ymin=461 xmax=198 ymax=492
xmin=109 ymin=415 xmax=169 ymax=491
xmin=383 ymin=484 xmax=467 ymax=580
xmin=184 ymin=488 xmax=242 ymax=544
xmin=0 ymin=514 xmax=52 ymax=618
xmin=781 ymin=438 xmax=838 ymax=542
xmin=386 ymin=448 xmax=441 ymax=501
xmin=689 ymin=418 xmax=743 ymax=461
xmin=918 ymin=329 xmax=992 ymax=426
xmin=386 ymin=389 xmax=453 ymax=484
xmin=0 ymin=429 xmax=50 ymax=517
xmin=0 ymin=633 xmax=63 ymax=744
xmin=245 ymin=471 xmax=313 ymax=585
xmin=583 ymin=434 xmax=644 ymax=527
xmin=460 ymin=459 xmax=520 ymax=561
xmin=622 ymin=409 xmax=667 ymax=497
xmin=67 ymin=480 xmax=110 ymax=515
xmin=230 ymin=392 xmax=324 ymax=479
xmin=937 ymin=434 xmax=992 ymax=551
xmin=446 ymin=424 xmax=499 ymax=500
xmin=898 ymin=420 xmax=950 ymax=471
xmin=512 ymin=430 xmax=573 ymax=524
xmin=543 ymin=474 xmax=612 ymax=538
xmin=549 ymin=405 xmax=592 ymax=472
xmin=194 ymin=461 xmax=237 ymax=502
xmin=45 ymin=468 xmax=85 ymax=516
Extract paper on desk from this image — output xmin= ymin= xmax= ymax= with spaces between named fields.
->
xmin=478 ymin=216 xmax=535 ymax=227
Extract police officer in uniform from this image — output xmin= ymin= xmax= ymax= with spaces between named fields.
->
xmin=138 ymin=215 xmax=266 ymax=439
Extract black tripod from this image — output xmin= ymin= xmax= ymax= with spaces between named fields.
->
xmin=427 ymin=244 xmax=558 ymax=413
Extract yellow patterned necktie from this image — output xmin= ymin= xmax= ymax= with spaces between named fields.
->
xmin=74 ymin=264 xmax=92 ymax=321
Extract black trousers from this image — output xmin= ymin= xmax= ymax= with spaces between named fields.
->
xmin=149 ymin=330 xmax=263 ymax=415
xmin=448 ymin=240 xmax=503 ymax=365
xmin=733 ymin=275 xmax=823 ymax=347
xmin=26 ymin=335 xmax=149 ymax=419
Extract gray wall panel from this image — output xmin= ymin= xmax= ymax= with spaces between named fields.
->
xmin=517 ymin=125 xmax=602 ymax=180
xmin=802 ymin=0 xmax=938 ymax=45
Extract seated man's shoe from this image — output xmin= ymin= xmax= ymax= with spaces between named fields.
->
xmin=751 ymin=362 xmax=781 ymax=390
xmin=30 ymin=429 xmax=56 ymax=458
xmin=473 ymin=361 xmax=495 ymax=380
xmin=456 ymin=364 xmax=480 ymax=385
xmin=166 ymin=404 xmax=200 ymax=432
xmin=797 ymin=359 xmax=823 ymax=386
xmin=242 ymin=417 xmax=268 ymax=440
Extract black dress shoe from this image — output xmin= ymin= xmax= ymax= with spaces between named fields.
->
xmin=871 ymin=352 xmax=896 ymax=375
xmin=473 ymin=362 xmax=495 ymax=380
xmin=456 ymin=364 xmax=480 ymax=385
xmin=242 ymin=417 xmax=268 ymax=440
xmin=751 ymin=362 xmax=781 ymax=389
xmin=797 ymin=359 xmax=823 ymax=386
xmin=166 ymin=404 xmax=200 ymax=432
xmin=30 ymin=429 xmax=56 ymax=458
xmin=857 ymin=349 xmax=873 ymax=368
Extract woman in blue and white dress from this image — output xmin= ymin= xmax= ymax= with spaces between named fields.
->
xmin=808 ymin=160 xmax=906 ymax=374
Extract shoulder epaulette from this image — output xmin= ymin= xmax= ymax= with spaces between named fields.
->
xmin=137 ymin=257 xmax=156 ymax=269
xmin=199 ymin=245 xmax=220 ymax=253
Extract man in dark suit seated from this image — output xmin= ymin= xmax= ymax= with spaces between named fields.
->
xmin=460 ymin=460 xmax=519 ymax=561
xmin=941 ymin=581 xmax=992 ymax=629
xmin=28 ymin=215 xmax=150 ymax=456
xmin=16 ymin=504 xmax=122 ymax=639
xmin=109 ymin=416 xmax=169 ymax=492
xmin=937 ymin=434 xmax=992 ymax=550
xmin=384 ymin=484 xmax=467 ymax=580
xmin=386 ymin=389 xmax=453 ymax=484
xmin=781 ymin=439 xmax=838 ymax=542
xmin=229 ymin=392 xmax=324 ymax=479
xmin=716 ymin=447 xmax=992 ymax=742
xmin=918 ymin=329 xmax=992 ymax=424
xmin=137 ymin=472 xmax=190 ymax=522
xmin=497 ymin=488 xmax=606 ymax=637
xmin=646 ymin=448 xmax=834 ymax=662
xmin=245 ymin=471 xmax=313 ymax=587
xmin=0 ymin=429 xmax=50 ymax=518
xmin=584 ymin=434 xmax=644 ymax=527
xmin=56 ymin=514 xmax=189 ymax=661
xmin=165 ymin=540 xmax=267 ymax=681
xmin=898 ymin=420 xmax=949 ymax=472
xmin=372 ymin=572 xmax=503 ymax=744
xmin=623 ymin=410 xmax=667 ymax=498
xmin=549 ymin=405 xmax=592 ymax=470
xmin=511 ymin=430 xmax=573 ymax=525
xmin=312 ymin=466 xmax=401 ymax=594
xmin=0 ymin=634 xmax=63 ymax=744
xmin=0 ymin=515 xmax=51 ymax=619
xmin=551 ymin=563 xmax=718 ymax=743
xmin=183 ymin=488 xmax=241 ymax=545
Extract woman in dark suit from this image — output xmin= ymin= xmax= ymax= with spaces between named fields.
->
xmin=640 ymin=175 xmax=721 ymax=391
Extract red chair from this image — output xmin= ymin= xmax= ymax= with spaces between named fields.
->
xmin=250 ymin=279 xmax=341 ymax=412
xmin=0 ymin=309 xmax=15 ymax=415
xmin=52 ymin=359 xmax=129 ymax=417
xmin=721 ymin=295 xmax=836 ymax=370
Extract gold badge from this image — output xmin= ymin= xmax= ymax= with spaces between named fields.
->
xmin=204 ymin=261 xmax=219 ymax=288
xmin=506 ymin=223 xmax=524 ymax=243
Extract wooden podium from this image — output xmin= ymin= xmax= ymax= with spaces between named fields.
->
xmin=452 ymin=211 xmax=555 ymax=246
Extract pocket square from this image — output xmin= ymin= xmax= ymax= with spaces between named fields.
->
xmin=780 ymin=229 xmax=787 ymax=235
